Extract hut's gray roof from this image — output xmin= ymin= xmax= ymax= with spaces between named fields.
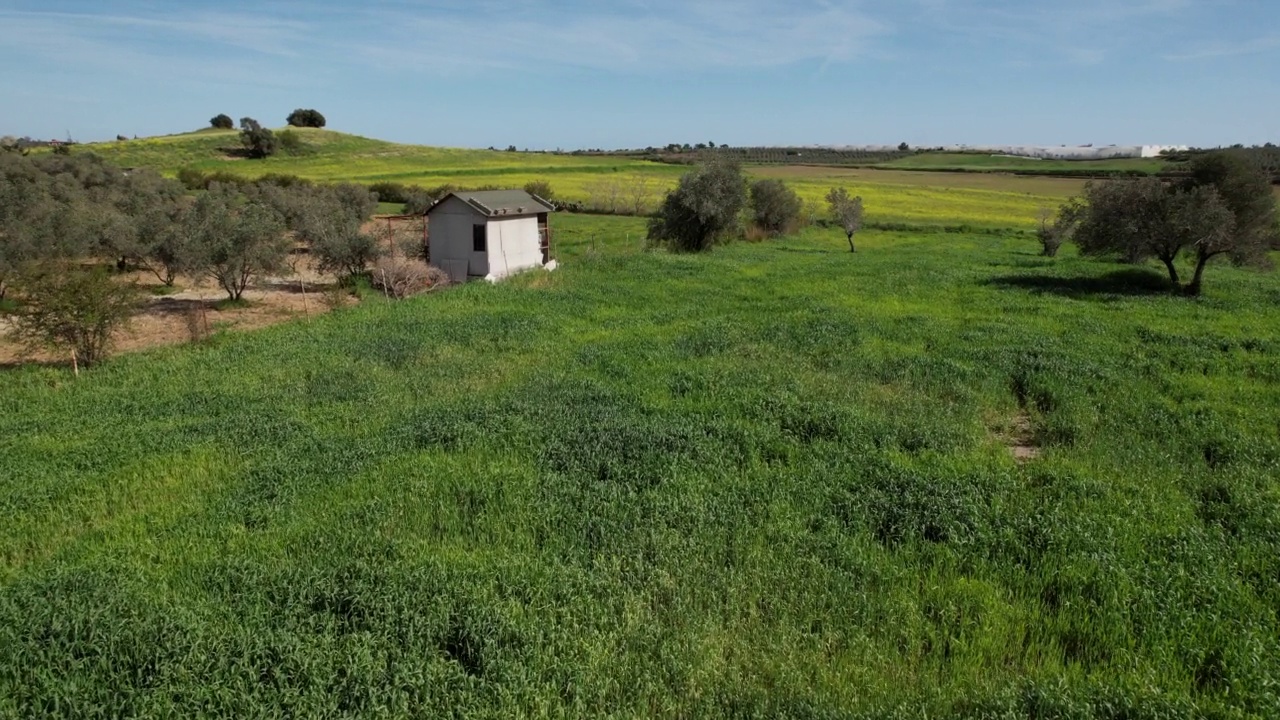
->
xmin=428 ymin=190 xmax=555 ymax=218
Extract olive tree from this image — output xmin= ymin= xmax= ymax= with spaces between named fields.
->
xmin=210 ymin=114 xmax=234 ymax=130
xmin=749 ymin=179 xmax=802 ymax=237
xmin=1184 ymin=151 xmax=1280 ymax=253
xmin=185 ymin=185 xmax=290 ymax=300
xmin=825 ymin=187 xmax=864 ymax=252
xmin=295 ymin=185 xmax=382 ymax=282
xmin=647 ymin=159 xmax=747 ymax=252
xmin=0 ymin=154 xmax=105 ymax=297
xmin=1072 ymin=177 xmax=1248 ymax=295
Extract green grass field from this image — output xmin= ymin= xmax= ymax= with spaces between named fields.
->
xmin=71 ymin=128 xmax=1103 ymax=229
xmin=3 ymin=210 xmax=1278 ymax=716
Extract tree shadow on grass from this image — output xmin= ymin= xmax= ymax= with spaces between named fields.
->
xmin=773 ymin=246 xmax=843 ymax=254
xmin=146 ymin=297 xmax=216 ymax=317
xmin=986 ymin=268 xmax=1175 ymax=298
xmin=0 ymin=358 xmax=69 ymax=373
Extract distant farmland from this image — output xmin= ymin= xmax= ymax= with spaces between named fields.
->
xmin=73 ymin=128 xmax=1113 ymax=229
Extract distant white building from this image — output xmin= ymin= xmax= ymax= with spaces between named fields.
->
xmin=1140 ymin=145 xmax=1190 ymax=158
xmin=425 ymin=190 xmax=555 ymax=283
xmin=906 ymin=144 xmax=1190 ymax=160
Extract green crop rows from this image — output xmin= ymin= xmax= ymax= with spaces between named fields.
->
xmin=2 ymin=213 xmax=1279 ymax=717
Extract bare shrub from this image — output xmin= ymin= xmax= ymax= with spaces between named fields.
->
xmin=749 ymin=179 xmax=802 ymax=237
xmin=1036 ymin=203 xmax=1081 ymax=258
xmin=321 ymin=283 xmax=352 ymax=311
xmin=181 ymin=303 xmax=211 ymax=343
xmin=10 ymin=264 xmax=138 ymax=367
xmin=743 ymin=225 xmax=772 ymax=243
xmin=372 ymin=257 xmax=450 ymax=299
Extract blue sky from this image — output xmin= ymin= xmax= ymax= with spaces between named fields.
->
xmin=0 ymin=0 xmax=1276 ymax=149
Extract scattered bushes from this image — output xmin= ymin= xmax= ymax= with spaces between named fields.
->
xmin=1035 ymin=202 xmax=1082 ymax=258
xmin=748 ymin=179 xmax=802 ymax=237
xmin=7 ymin=264 xmax=139 ymax=366
xmin=177 ymin=168 xmax=242 ymax=190
xmin=406 ymin=185 xmax=459 ymax=215
xmin=239 ymin=117 xmax=277 ymax=159
xmin=371 ymin=257 xmax=450 ymax=299
xmin=366 ymin=183 xmax=463 ymax=215
xmin=286 ymin=108 xmax=326 ymax=128
xmin=647 ymin=159 xmax=747 ymax=252
xmin=523 ymin=180 xmax=555 ymax=203
xmin=277 ymin=128 xmax=306 ymax=155
xmin=369 ymin=181 xmax=414 ymax=205
xmin=312 ymin=230 xmax=383 ymax=284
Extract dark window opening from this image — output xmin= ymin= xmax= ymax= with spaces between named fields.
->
xmin=472 ymin=224 xmax=486 ymax=252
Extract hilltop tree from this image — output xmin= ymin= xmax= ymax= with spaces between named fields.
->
xmin=825 ymin=187 xmax=864 ymax=253
xmin=1072 ymin=177 xmax=1250 ymax=295
xmin=646 ymin=159 xmax=747 ymax=252
xmin=210 ymin=114 xmax=234 ymax=130
xmin=748 ymin=179 xmax=802 ymax=237
xmin=286 ymin=109 xmax=326 ymax=128
xmin=239 ymin=117 xmax=277 ymax=159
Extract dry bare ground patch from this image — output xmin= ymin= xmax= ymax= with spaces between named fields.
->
xmin=0 ymin=253 xmax=349 ymax=367
xmin=0 ymin=218 xmax=426 ymax=367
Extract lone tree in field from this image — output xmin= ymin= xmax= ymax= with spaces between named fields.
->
xmin=1071 ymin=177 xmax=1260 ymax=296
xmin=749 ymin=179 xmax=802 ymax=237
xmin=825 ymin=187 xmax=864 ymax=252
xmin=9 ymin=265 xmax=138 ymax=367
xmin=210 ymin=114 xmax=234 ymax=130
xmin=286 ymin=109 xmax=326 ymax=128
xmin=647 ymin=159 xmax=747 ymax=252
xmin=239 ymin=117 xmax=277 ymax=159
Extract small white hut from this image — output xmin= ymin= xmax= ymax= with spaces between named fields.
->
xmin=425 ymin=190 xmax=556 ymax=283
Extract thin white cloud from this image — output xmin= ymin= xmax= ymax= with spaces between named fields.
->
xmin=1164 ymin=34 xmax=1280 ymax=61
xmin=0 ymin=9 xmax=309 ymax=58
xmin=0 ymin=8 xmax=316 ymax=89
xmin=901 ymin=0 xmax=1193 ymax=66
xmin=346 ymin=1 xmax=890 ymax=74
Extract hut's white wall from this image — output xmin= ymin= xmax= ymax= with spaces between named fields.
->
xmin=485 ymin=217 xmax=543 ymax=279
xmin=427 ymin=197 xmax=487 ymax=282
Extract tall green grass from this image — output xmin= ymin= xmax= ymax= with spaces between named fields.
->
xmin=2 ymin=215 xmax=1278 ymax=717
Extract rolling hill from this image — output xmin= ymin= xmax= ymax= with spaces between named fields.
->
xmin=68 ymin=128 xmax=1097 ymax=229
